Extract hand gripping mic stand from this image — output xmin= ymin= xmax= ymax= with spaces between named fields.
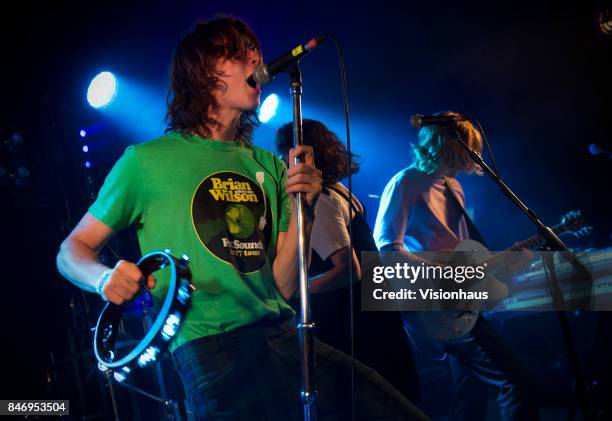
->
xmin=448 ymin=127 xmax=594 ymax=421
xmin=290 ymin=64 xmax=317 ymax=421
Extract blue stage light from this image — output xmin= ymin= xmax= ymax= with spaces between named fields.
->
xmin=85 ymin=161 xmax=92 ymax=168
xmin=87 ymin=71 xmax=118 ymax=109
xmin=82 ymin=145 xmax=89 ymax=153
xmin=259 ymin=94 xmax=279 ymax=123
xmin=80 ymin=130 xmax=87 ymax=138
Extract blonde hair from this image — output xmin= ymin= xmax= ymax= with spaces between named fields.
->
xmin=411 ymin=111 xmax=483 ymax=175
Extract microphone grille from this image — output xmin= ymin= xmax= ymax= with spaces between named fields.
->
xmin=410 ymin=114 xmax=423 ymax=129
xmin=252 ymin=64 xmax=271 ymax=86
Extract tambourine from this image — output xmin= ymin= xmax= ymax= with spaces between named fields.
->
xmin=94 ymin=250 xmax=194 ymax=382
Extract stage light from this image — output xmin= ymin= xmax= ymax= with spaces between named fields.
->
xmin=259 ymin=94 xmax=279 ymax=123
xmin=85 ymin=161 xmax=92 ymax=168
xmin=82 ymin=145 xmax=89 ymax=153
xmin=7 ymin=132 xmax=24 ymax=153
xmin=14 ymin=164 xmax=31 ymax=189
xmin=80 ymin=130 xmax=87 ymax=138
xmin=87 ymin=71 xmax=118 ymax=109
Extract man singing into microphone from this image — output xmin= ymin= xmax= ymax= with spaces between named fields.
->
xmin=374 ymin=112 xmax=539 ymax=421
xmin=56 ymin=16 xmax=426 ymax=420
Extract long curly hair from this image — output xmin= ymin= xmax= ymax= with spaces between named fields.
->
xmin=275 ymin=119 xmax=360 ymax=187
xmin=412 ymin=111 xmax=483 ymax=175
xmin=165 ymin=16 xmax=260 ymax=145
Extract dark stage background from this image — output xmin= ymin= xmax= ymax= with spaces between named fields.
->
xmin=2 ymin=1 xmax=611 ymax=419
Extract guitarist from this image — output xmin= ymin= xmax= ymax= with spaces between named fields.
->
xmin=373 ymin=112 xmax=539 ymax=421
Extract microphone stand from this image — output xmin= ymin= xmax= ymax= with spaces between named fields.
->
xmin=290 ymin=63 xmax=317 ymax=421
xmin=448 ymin=129 xmax=594 ymax=421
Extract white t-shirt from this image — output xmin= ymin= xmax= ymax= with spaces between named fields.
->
xmin=373 ymin=166 xmax=469 ymax=252
xmin=311 ymin=182 xmax=365 ymax=260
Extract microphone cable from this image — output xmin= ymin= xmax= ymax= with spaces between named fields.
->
xmin=327 ymin=34 xmax=356 ymax=421
xmin=473 ymin=118 xmax=499 ymax=175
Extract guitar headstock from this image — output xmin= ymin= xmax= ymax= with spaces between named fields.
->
xmin=558 ymin=210 xmax=593 ymax=238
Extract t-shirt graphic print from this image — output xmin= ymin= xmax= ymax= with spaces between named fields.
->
xmin=192 ymin=171 xmax=272 ymax=273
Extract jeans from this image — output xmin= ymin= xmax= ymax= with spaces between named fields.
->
xmin=443 ymin=316 xmax=540 ymax=421
xmin=290 ymin=287 xmax=421 ymax=404
xmin=173 ymin=318 xmax=429 ymax=421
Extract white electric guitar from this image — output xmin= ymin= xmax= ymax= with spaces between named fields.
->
xmin=402 ymin=210 xmax=591 ymax=357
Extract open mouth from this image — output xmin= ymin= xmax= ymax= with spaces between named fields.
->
xmin=246 ymin=74 xmax=260 ymax=92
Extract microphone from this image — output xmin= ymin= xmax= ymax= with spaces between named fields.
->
xmin=247 ymin=35 xmax=327 ymax=87
xmin=410 ymin=113 xmax=470 ymax=129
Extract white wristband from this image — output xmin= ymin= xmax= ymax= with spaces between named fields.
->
xmin=95 ymin=269 xmax=113 ymax=297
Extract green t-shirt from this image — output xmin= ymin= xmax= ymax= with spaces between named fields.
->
xmin=89 ymin=132 xmax=295 ymax=350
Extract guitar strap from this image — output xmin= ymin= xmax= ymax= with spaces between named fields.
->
xmin=325 ymin=184 xmax=380 ymax=259
xmin=442 ymin=176 xmax=488 ymax=247
xmin=326 ymin=184 xmax=365 ymax=218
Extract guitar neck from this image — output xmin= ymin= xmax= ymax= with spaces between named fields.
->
xmin=486 ymin=223 xmax=564 ymax=269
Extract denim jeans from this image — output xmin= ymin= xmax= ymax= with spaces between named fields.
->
xmin=443 ymin=316 xmax=540 ymax=421
xmin=173 ymin=318 xmax=429 ymax=421
xmin=290 ymin=288 xmax=420 ymax=404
